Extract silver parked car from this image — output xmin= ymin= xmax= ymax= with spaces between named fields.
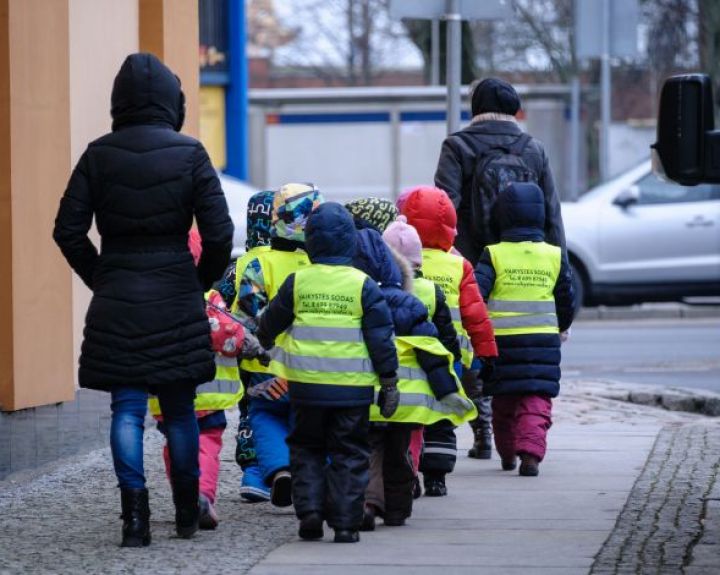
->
xmin=562 ymin=161 xmax=720 ymax=306
xmin=218 ymin=173 xmax=261 ymax=258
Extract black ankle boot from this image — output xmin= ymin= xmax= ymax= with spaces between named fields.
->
xmin=120 ymin=488 xmax=151 ymax=547
xmin=468 ymin=427 xmax=493 ymax=459
xmin=298 ymin=512 xmax=324 ymax=540
xmin=172 ymin=479 xmax=199 ymax=539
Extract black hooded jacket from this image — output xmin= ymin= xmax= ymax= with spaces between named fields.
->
xmin=53 ymin=53 xmax=234 ymax=391
xmin=473 ymin=183 xmax=575 ymax=398
xmin=434 ymin=120 xmax=566 ymax=265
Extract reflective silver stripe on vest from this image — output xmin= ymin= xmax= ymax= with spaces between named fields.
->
xmin=491 ymin=314 xmax=558 ymax=329
xmin=215 ymin=356 xmax=239 ymax=368
xmin=488 ymin=300 xmax=556 ymax=313
xmin=373 ymin=391 xmax=457 ymax=415
xmin=458 ymin=334 xmax=473 ymax=353
xmin=196 ymin=379 xmax=241 ymax=395
xmin=450 ymin=308 xmax=462 ymax=322
xmin=287 ymin=325 xmax=364 ymax=343
xmin=271 ymin=347 xmax=374 ymax=373
xmin=397 ymin=366 xmax=429 ymax=382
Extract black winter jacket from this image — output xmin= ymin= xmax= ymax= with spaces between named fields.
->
xmin=257 ymin=203 xmax=398 ymax=407
xmin=53 ymin=53 xmax=234 ymax=391
xmin=434 ymin=119 xmax=566 ymax=265
xmin=474 ymin=183 xmax=575 ymax=398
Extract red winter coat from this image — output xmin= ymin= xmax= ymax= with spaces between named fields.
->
xmin=401 ymin=186 xmax=497 ymax=358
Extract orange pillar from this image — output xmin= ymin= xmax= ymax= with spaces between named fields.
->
xmin=139 ymin=0 xmax=200 ymax=138
xmin=0 ymin=0 xmax=73 ymax=411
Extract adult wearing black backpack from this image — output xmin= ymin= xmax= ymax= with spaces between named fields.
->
xmin=434 ymin=77 xmax=567 ymax=267
xmin=434 ymin=77 xmax=568 ymax=462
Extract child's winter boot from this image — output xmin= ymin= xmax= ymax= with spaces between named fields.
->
xmin=334 ymin=529 xmax=360 ymax=543
xmin=468 ymin=426 xmax=493 ymax=459
xmin=423 ymin=473 xmax=448 ymax=497
xmin=501 ymin=456 xmax=517 ymax=471
xmin=270 ymin=470 xmax=293 ymax=507
xmin=240 ymin=464 xmax=271 ymax=503
xmin=519 ymin=453 xmax=540 ymax=477
xmin=198 ymin=493 xmax=219 ymax=530
xmin=359 ymin=504 xmax=377 ymax=532
xmin=172 ymin=479 xmax=200 ymax=538
xmin=120 ymin=488 xmax=151 ymax=547
xmin=298 ymin=512 xmax=324 ymax=540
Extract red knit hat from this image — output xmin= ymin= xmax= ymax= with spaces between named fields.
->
xmin=400 ymin=186 xmax=457 ymax=251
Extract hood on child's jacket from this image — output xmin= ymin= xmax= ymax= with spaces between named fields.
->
xmin=401 ymin=186 xmax=457 ymax=251
xmin=246 ymin=190 xmax=274 ymax=249
xmin=111 ymin=53 xmax=184 ymax=132
xmin=305 ymin=202 xmax=357 ymax=265
xmin=495 ymin=182 xmax=545 ymax=242
xmin=353 ymin=228 xmax=430 ymax=335
xmin=272 ymin=183 xmax=325 ymax=243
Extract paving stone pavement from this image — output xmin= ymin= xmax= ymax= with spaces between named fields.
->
xmin=590 ymin=422 xmax=720 ymax=575
xmin=0 ymin=411 xmax=297 ymax=575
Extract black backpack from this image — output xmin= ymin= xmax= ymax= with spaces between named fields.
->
xmin=454 ymin=132 xmax=538 ymax=254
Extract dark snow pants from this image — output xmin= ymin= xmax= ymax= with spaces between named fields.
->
xmin=420 ymin=420 xmax=457 ymax=476
xmin=288 ymin=404 xmax=370 ymax=530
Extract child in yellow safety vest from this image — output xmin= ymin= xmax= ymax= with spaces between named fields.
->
xmin=150 ymin=231 xmax=268 ymax=529
xmin=473 ymin=183 xmax=575 ymax=476
xmin=256 ymin=202 xmax=400 ymax=544
xmin=401 ymin=186 xmax=498 ymax=497
xmin=353 ymin=224 xmax=475 ymax=530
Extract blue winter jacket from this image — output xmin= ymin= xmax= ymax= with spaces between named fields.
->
xmin=474 ymin=183 xmax=575 ymax=397
xmin=257 ymin=202 xmax=398 ymax=407
xmin=353 ymin=228 xmax=458 ymax=399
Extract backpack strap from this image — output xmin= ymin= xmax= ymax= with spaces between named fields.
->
xmin=509 ymin=133 xmax=532 ymax=156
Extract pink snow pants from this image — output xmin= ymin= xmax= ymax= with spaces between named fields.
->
xmin=408 ymin=427 xmax=424 ymax=474
xmin=492 ymin=395 xmax=552 ymax=462
xmin=163 ymin=426 xmax=224 ymax=503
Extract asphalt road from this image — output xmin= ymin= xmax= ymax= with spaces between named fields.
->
xmin=562 ymin=318 xmax=720 ymax=393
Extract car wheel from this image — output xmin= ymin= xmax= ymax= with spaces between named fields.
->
xmin=570 ymin=261 xmax=585 ymax=313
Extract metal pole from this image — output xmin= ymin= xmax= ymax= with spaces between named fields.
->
xmin=600 ymin=0 xmax=611 ymax=181
xmin=431 ymin=18 xmax=440 ymax=85
xmin=570 ymin=75 xmax=581 ymax=201
xmin=390 ymin=106 xmax=401 ymax=199
xmin=446 ymin=0 xmax=461 ymax=134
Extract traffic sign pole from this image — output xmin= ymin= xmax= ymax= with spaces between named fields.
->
xmin=446 ymin=0 xmax=461 ymax=134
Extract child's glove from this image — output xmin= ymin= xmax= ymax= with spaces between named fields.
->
xmin=560 ymin=329 xmax=571 ymax=343
xmin=247 ymin=377 xmax=289 ymax=401
xmin=241 ymin=331 xmax=270 ymax=365
xmin=439 ymin=392 xmax=475 ymax=416
xmin=377 ymin=374 xmax=400 ymax=418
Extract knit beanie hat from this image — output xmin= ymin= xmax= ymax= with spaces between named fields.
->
xmin=383 ymin=216 xmax=423 ymax=269
xmin=272 ymin=182 xmax=325 ymax=242
xmin=345 ymin=197 xmax=398 ymax=233
xmin=245 ymin=190 xmax=274 ymax=250
xmin=470 ymin=77 xmax=521 ymax=117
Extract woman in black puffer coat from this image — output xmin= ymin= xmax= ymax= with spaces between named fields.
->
xmin=53 ymin=53 xmax=233 ymax=547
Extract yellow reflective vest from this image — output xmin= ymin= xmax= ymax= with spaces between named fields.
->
xmin=421 ymin=248 xmax=474 ymax=368
xmin=413 ymin=277 xmax=437 ymax=318
xmin=487 ymin=241 xmax=561 ymax=337
xmin=268 ymin=264 xmax=378 ymax=388
xmin=239 ymin=248 xmax=310 ymax=373
xmin=369 ymin=336 xmax=477 ymax=426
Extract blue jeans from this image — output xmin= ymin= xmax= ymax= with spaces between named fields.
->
xmin=110 ymin=385 xmax=199 ymax=489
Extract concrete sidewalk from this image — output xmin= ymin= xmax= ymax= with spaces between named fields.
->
xmin=249 ymin=421 xmax=661 ymax=575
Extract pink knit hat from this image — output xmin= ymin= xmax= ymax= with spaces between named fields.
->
xmin=383 ymin=215 xmax=423 ymax=269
